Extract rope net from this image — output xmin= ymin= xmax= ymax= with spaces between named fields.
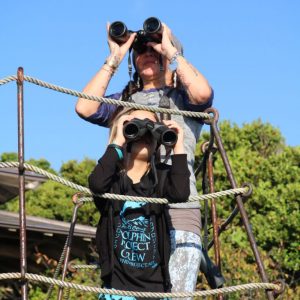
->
xmin=0 ymin=72 xmax=281 ymax=298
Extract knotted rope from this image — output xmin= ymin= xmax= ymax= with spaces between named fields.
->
xmin=0 ymin=272 xmax=280 ymax=298
xmin=0 ymin=75 xmax=211 ymax=119
xmin=0 ymin=161 xmax=249 ymax=204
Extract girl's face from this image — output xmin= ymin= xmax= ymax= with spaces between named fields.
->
xmin=128 ymin=110 xmax=158 ymax=160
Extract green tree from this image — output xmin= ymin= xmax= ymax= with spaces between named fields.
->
xmin=196 ymin=120 xmax=300 ymax=298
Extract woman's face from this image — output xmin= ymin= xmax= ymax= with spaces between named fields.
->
xmin=128 ymin=110 xmax=158 ymax=160
xmin=134 ymin=47 xmax=163 ymax=79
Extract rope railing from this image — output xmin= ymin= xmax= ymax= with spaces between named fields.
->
xmin=0 ymin=161 xmax=249 ymax=204
xmin=70 ymin=264 xmax=99 ymax=270
xmin=0 ymin=74 xmax=211 ymax=119
xmin=0 ymin=272 xmax=281 ymax=298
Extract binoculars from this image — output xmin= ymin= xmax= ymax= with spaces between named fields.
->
xmin=123 ymin=118 xmax=178 ymax=147
xmin=109 ymin=17 xmax=163 ymax=53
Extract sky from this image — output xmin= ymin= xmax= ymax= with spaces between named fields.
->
xmin=0 ymin=0 xmax=299 ymax=171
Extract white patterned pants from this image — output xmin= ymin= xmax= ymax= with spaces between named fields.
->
xmin=168 ymin=230 xmax=202 ymax=300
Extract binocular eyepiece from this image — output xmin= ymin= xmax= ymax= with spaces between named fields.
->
xmin=109 ymin=17 xmax=163 ymax=52
xmin=123 ymin=118 xmax=178 ymax=147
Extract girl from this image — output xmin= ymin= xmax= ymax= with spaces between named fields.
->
xmin=89 ymin=108 xmax=190 ymax=299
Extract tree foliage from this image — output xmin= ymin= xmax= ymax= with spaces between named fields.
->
xmin=196 ymin=119 xmax=300 ymax=298
xmin=0 ymin=155 xmax=99 ymax=225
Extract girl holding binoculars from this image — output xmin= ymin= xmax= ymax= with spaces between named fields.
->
xmin=77 ymin=19 xmax=214 ymax=298
xmin=89 ymin=108 xmax=189 ymax=298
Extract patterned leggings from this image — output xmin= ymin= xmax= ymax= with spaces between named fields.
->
xmin=168 ymin=230 xmax=202 ymax=300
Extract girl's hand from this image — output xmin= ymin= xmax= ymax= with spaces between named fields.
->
xmin=113 ymin=115 xmax=135 ymax=147
xmin=162 ymin=120 xmax=185 ymax=154
xmin=147 ymin=23 xmax=178 ymax=61
xmin=106 ymin=22 xmax=137 ymax=67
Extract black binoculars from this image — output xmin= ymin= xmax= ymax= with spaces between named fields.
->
xmin=109 ymin=17 xmax=162 ymax=53
xmin=123 ymin=118 xmax=178 ymax=147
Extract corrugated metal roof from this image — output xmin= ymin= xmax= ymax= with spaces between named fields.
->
xmin=0 ymin=210 xmax=96 ymax=238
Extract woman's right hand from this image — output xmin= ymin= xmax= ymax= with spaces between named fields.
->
xmin=106 ymin=22 xmax=136 ymax=67
xmin=113 ymin=115 xmax=135 ymax=147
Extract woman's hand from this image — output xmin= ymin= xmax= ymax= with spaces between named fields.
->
xmin=113 ymin=115 xmax=135 ymax=147
xmin=162 ymin=120 xmax=185 ymax=154
xmin=106 ymin=22 xmax=136 ymax=67
xmin=147 ymin=23 xmax=178 ymax=61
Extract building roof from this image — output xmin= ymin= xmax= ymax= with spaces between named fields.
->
xmin=0 ymin=168 xmax=47 ymax=204
xmin=0 ymin=210 xmax=96 ymax=238
xmin=0 ymin=168 xmax=98 ymax=274
xmin=0 ymin=210 xmax=97 ymax=274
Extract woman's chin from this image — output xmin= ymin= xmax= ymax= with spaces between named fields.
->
xmin=140 ymin=66 xmax=159 ymax=77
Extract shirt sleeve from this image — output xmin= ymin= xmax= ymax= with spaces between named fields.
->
xmin=80 ymin=92 xmax=122 ymax=127
xmin=88 ymin=147 xmax=120 ymax=195
xmin=164 ymin=154 xmax=190 ymax=203
xmin=181 ymin=88 xmax=214 ymax=112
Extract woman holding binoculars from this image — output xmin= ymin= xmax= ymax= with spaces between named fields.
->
xmin=76 ymin=18 xmax=214 ymax=298
xmin=89 ymin=108 xmax=189 ymax=298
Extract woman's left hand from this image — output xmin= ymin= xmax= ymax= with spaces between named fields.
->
xmin=147 ymin=23 xmax=178 ymax=60
xmin=162 ymin=120 xmax=185 ymax=154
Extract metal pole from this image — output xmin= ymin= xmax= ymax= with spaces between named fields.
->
xmin=207 ymin=153 xmax=221 ymax=264
xmin=17 ymin=67 xmax=28 ymax=299
xmin=205 ymin=108 xmax=274 ymax=300
xmin=57 ymin=201 xmax=81 ymax=300
xmin=207 ymin=149 xmax=223 ymax=300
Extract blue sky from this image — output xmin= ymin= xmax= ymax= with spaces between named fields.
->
xmin=1 ymin=1 xmax=299 ymax=171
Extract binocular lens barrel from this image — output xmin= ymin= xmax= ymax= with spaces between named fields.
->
xmin=109 ymin=17 xmax=163 ymax=47
xmin=143 ymin=17 xmax=162 ymax=34
xmin=109 ymin=21 xmax=129 ymax=43
xmin=123 ymin=122 xmax=139 ymax=140
xmin=123 ymin=119 xmax=178 ymax=147
xmin=161 ymin=130 xmax=178 ymax=147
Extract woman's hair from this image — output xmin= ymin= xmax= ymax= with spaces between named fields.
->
xmin=121 ymin=70 xmax=181 ymax=102
xmin=121 ymin=72 xmax=143 ymax=102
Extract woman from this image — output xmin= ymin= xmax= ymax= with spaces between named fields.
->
xmin=76 ymin=20 xmax=213 ymax=296
xmin=89 ymin=108 xmax=189 ymax=299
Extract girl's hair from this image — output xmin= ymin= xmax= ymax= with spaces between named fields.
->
xmin=108 ymin=106 xmax=136 ymax=144
xmin=108 ymin=107 xmax=160 ymax=170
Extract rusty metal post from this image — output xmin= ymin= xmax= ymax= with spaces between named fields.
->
xmin=208 ymin=183 xmax=252 ymax=250
xmin=17 ymin=67 xmax=28 ymax=299
xmin=207 ymin=148 xmax=223 ymax=300
xmin=204 ymin=108 xmax=274 ymax=300
xmin=57 ymin=197 xmax=82 ymax=300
